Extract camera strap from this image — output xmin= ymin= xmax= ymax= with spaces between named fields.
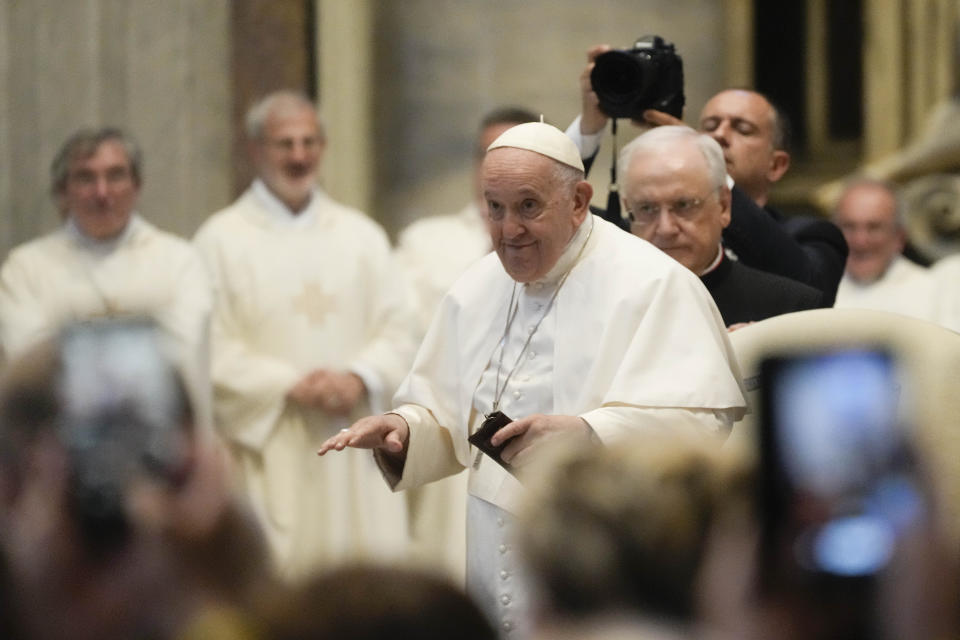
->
xmin=605 ymin=119 xmax=626 ymax=229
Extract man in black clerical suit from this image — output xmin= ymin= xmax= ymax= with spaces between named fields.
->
xmin=618 ymin=125 xmax=822 ymax=327
xmin=568 ymin=45 xmax=847 ymax=306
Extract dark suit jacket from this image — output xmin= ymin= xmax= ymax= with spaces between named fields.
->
xmin=701 ymin=252 xmax=825 ymax=326
xmin=725 ymin=187 xmax=847 ymax=307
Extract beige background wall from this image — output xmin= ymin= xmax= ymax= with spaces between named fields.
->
xmin=358 ymin=0 xmax=727 ymax=234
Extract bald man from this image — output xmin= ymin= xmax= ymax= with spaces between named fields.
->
xmin=569 ymin=45 xmax=848 ymax=305
xmin=319 ymin=121 xmax=745 ymax=635
xmin=832 ymin=179 xmax=939 ymax=322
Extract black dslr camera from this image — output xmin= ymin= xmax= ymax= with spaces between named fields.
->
xmin=590 ymin=35 xmax=685 ymax=120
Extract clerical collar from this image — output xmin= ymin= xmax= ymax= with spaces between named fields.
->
xmin=699 ymin=243 xmax=725 ymax=276
xmin=526 ymin=213 xmax=594 ymax=289
xmin=66 ymin=213 xmax=141 ymax=254
xmin=251 ymin=179 xmax=319 ymax=228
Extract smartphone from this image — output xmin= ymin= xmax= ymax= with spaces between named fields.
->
xmin=757 ymin=348 xmax=927 ymax=592
xmin=57 ymin=318 xmax=192 ymax=551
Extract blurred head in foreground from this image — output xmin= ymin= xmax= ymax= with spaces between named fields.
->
xmin=261 ymin=563 xmax=496 ymax=640
xmin=516 ymin=434 xmax=748 ymax=638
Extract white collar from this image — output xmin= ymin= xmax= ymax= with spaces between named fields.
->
xmin=66 ymin=213 xmax=141 ymax=254
xmin=251 ymin=179 xmax=319 ymax=228
xmin=699 ymin=243 xmax=725 ymax=276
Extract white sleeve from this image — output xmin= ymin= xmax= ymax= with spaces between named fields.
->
xmin=579 ymin=405 xmax=733 ymax=443
xmin=565 ymin=114 xmax=603 ymax=161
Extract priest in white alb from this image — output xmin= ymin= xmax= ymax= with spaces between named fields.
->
xmin=0 ymin=128 xmax=212 ymax=424
xmin=319 ymin=121 xmax=747 ymax=636
xmin=194 ymin=91 xmax=415 ymax=582
xmin=832 ymin=179 xmax=939 ymax=322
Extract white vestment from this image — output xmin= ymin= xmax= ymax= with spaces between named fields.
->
xmin=194 ymin=182 xmax=414 ymax=582
xmin=396 ymin=202 xmax=491 ymax=333
xmin=385 ymin=215 xmax=747 ymax=635
xmin=393 ymin=202 xmax=491 ymax=582
xmin=932 ymin=254 xmax=960 ymax=333
xmin=0 ymin=216 xmax=212 ymax=425
xmin=835 ymin=256 xmax=939 ymax=323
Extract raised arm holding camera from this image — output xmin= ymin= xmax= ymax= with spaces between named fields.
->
xmin=569 ymin=39 xmax=848 ymax=306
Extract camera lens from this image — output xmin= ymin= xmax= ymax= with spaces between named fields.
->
xmin=591 ymin=50 xmax=650 ymax=116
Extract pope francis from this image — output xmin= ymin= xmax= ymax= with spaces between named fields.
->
xmin=318 ymin=121 xmax=747 ymax=636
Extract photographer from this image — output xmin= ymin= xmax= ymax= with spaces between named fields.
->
xmin=568 ymin=42 xmax=847 ymax=306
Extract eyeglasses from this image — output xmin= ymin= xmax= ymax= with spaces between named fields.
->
xmin=626 ymin=193 xmax=714 ymax=225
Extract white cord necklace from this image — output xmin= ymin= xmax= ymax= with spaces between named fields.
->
xmin=489 ymin=221 xmax=594 ymax=413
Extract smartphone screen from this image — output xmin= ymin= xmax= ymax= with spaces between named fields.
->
xmin=757 ymin=348 xmax=926 ymax=591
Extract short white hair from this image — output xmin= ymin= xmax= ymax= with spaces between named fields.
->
xmin=245 ymin=90 xmax=326 ymax=142
xmin=619 ymin=126 xmax=727 ymax=193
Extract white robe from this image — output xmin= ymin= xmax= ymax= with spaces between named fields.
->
xmin=835 ymin=256 xmax=939 ymax=323
xmin=0 ymin=216 xmax=212 ymax=427
xmin=393 ymin=202 xmax=492 ymax=582
xmin=396 ymin=202 xmax=492 ymax=333
xmin=194 ymin=183 xmax=414 ymax=581
xmin=385 ymin=215 xmax=747 ymax=634
xmin=932 ymin=254 xmax=960 ymax=333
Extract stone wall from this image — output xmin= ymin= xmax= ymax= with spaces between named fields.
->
xmin=363 ymin=0 xmax=726 ymax=234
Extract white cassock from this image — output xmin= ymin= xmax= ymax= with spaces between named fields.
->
xmin=835 ymin=256 xmax=939 ymax=323
xmin=384 ymin=215 xmax=747 ymax=636
xmin=0 ymin=215 xmax=213 ymax=427
xmin=194 ymin=180 xmax=414 ymax=582
xmin=393 ymin=202 xmax=491 ymax=583
xmin=931 ymin=254 xmax=960 ymax=333
xmin=396 ymin=202 xmax=491 ymax=332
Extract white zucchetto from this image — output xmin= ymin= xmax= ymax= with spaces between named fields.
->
xmin=486 ymin=121 xmax=585 ymax=172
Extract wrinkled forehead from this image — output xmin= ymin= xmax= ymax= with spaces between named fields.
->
xmin=626 ymin=142 xmax=713 ymax=192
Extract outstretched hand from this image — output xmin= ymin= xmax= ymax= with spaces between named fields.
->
xmin=316 ymin=413 xmax=409 ymax=458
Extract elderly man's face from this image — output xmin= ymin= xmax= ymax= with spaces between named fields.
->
xmin=482 ymin=148 xmax=590 ymax=283
xmin=623 ymin=142 xmax=729 ymax=274
xmin=833 ymin=184 xmax=904 ymax=284
xmin=254 ymin=105 xmax=323 ymax=212
xmin=698 ymin=90 xmax=787 ymax=205
xmin=62 ymin=141 xmax=139 ymax=240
